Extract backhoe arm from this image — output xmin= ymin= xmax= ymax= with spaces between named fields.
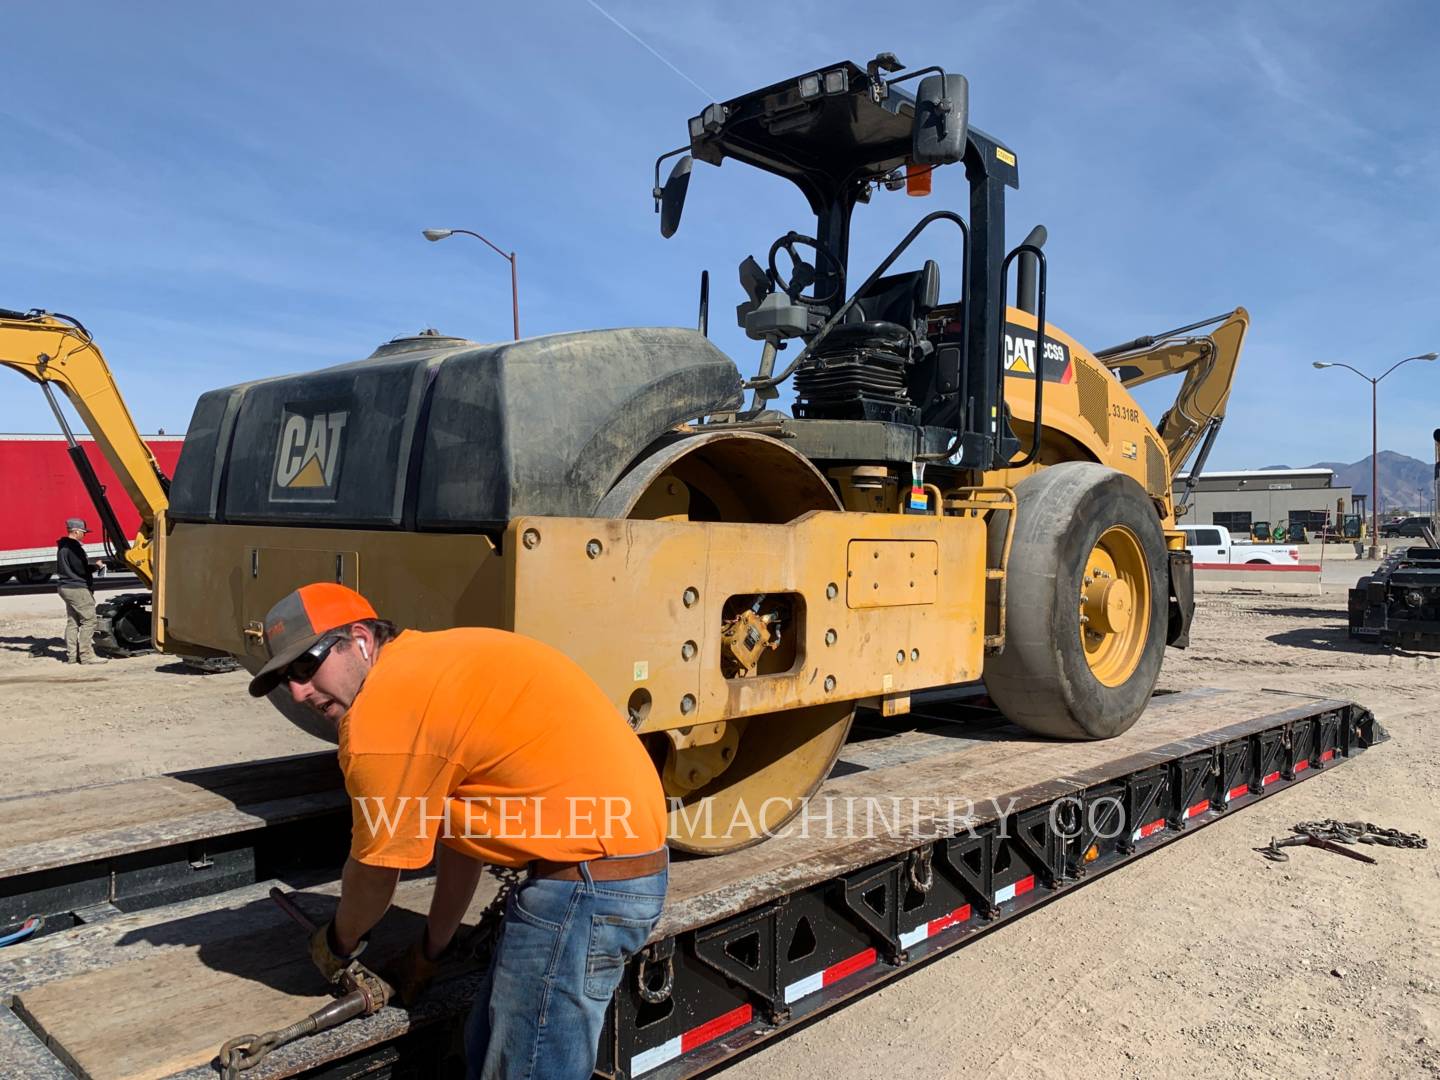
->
xmin=1094 ymin=307 xmax=1250 ymax=516
xmin=0 ymin=308 xmax=168 ymax=586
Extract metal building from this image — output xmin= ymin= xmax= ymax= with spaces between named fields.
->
xmin=1174 ymin=468 xmax=1354 ymax=540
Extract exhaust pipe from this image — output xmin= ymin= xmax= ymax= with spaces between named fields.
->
xmin=1017 ymin=225 xmax=1047 ymax=315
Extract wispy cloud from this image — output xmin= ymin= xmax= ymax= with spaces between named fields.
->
xmin=583 ymin=0 xmax=715 ymax=99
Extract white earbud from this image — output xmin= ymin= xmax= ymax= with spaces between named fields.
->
xmin=358 ymin=640 xmax=369 ymax=661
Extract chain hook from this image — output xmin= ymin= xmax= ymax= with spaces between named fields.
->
xmin=907 ymin=846 xmax=934 ymax=894
xmin=636 ymin=944 xmax=675 ymax=1004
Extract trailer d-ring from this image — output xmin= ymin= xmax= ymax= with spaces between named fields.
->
xmin=637 ymin=941 xmax=675 ymax=1004
xmin=1054 ymin=797 xmax=1081 ymax=838
xmin=907 ymin=846 xmax=934 ymax=894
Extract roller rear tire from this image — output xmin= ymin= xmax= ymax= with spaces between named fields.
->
xmin=984 ymin=462 xmax=1168 ymax=740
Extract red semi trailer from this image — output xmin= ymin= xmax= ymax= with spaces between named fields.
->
xmin=0 ymin=433 xmax=184 ymax=583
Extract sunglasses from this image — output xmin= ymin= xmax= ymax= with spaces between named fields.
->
xmin=283 ymin=633 xmax=345 ymax=685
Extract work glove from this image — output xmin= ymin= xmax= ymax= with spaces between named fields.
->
xmin=309 ymin=920 xmax=366 ymax=986
xmin=378 ymin=932 xmax=442 ymax=1008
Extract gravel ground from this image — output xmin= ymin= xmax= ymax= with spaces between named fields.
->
xmin=1 ymin=577 xmax=1435 ymax=1078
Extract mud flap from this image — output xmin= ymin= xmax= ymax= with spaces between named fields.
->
xmin=1166 ymin=548 xmax=1194 ymax=648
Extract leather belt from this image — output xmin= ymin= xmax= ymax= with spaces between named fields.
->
xmin=528 ymin=847 xmax=669 ymax=882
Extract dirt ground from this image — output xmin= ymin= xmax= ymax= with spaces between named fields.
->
xmin=0 ymin=581 xmax=328 ymax=799
xmin=1 ymin=577 xmax=1436 ymax=1077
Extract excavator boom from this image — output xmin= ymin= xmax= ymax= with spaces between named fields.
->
xmin=1095 ymin=307 xmax=1250 ymax=516
xmin=0 ymin=308 xmax=168 ymax=586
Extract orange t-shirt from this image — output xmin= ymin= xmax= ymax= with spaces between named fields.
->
xmin=338 ymin=628 xmax=667 ymax=870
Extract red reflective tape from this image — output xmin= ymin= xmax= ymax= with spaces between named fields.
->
xmin=1262 ymin=771 xmax=1281 ymax=786
xmin=1321 ymin=750 xmax=1335 ymax=762
xmin=824 ymin=948 xmax=877 ymax=986
xmin=681 ymin=1004 xmax=752 ymax=1053
xmin=1191 ymin=562 xmax=1321 ymax=572
xmin=1138 ymin=818 xmax=1165 ymax=838
xmin=1185 ymin=800 xmax=1210 ymax=819
xmin=1060 ymin=362 xmax=1074 ymax=384
xmin=930 ymin=904 xmax=972 ymax=935
xmin=1228 ymin=783 xmax=1250 ymax=800
xmin=1190 ymin=563 xmax=1318 ymax=572
xmin=1294 ymin=759 xmax=1310 ymax=773
xmin=1014 ymin=874 xmax=1036 ymax=898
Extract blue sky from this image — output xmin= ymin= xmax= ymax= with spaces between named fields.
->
xmin=3 ymin=1 xmax=1439 ymax=469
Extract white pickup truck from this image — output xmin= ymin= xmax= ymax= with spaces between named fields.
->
xmin=1177 ymin=524 xmax=1301 ymax=565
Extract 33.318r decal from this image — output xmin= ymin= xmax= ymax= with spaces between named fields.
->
xmin=1110 ymin=403 xmax=1139 ymax=423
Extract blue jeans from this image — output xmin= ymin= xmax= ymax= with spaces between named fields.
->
xmin=465 ymin=858 xmax=668 ymax=1080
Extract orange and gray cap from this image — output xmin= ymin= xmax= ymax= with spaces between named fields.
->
xmin=247 ymin=582 xmax=377 ymax=698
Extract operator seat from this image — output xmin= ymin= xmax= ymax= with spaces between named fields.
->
xmin=792 ymin=260 xmax=942 ymax=424
xmin=813 ymin=259 xmax=941 ymax=359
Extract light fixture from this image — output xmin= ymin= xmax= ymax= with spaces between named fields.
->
xmin=823 ymin=68 xmax=848 ymax=95
xmin=1313 ymin=351 xmax=1438 ymax=558
xmin=420 ymin=228 xmax=520 ymax=341
xmin=700 ymin=103 xmax=727 ymax=134
xmin=798 ymin=73 xmax=822 ymax=100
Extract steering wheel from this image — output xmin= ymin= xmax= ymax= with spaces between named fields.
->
xmin=767 ymin=231 xmax=844 ymax=305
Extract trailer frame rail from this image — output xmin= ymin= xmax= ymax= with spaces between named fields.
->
xmin=602 ymin=699 xmax=1382 ymax=1080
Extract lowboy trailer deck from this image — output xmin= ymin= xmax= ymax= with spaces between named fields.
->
xmin=1350 ymin=544 xmax=1440 ymax=647
xmin=0 ymin=687 xmax=1382 ymax=1080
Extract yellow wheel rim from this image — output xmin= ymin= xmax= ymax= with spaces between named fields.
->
xmin=1080 ymin=525 xmax=1150 ymax=687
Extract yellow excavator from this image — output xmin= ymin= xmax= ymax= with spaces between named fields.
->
xmin=1094 ymin=309 xmax=1250 ymax=521
xmin=0 ymin=307 xmax=170 ymax=651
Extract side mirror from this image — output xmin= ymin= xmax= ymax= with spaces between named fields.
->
xmin=660 ymin=156 xmax=693 ymax=239
xmin=912 ymin=73 xmax=968 ymax=166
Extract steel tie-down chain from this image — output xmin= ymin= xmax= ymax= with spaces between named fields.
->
xmin=1294 ymin=819 xmax=1428 ymax=849
xmin=907 ymin=846 xmax=934 ymax=894
xmin=217 ymin=869 xmax=520 ymax=1077
xmin=1257 ymin=819 xmax=1428 ymax=863
xmin=470 ymin=865 xmax=522 ymax=969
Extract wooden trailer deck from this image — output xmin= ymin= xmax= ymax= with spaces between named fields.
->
xmin=0 ymin=688 xmax=1377 ymax=1080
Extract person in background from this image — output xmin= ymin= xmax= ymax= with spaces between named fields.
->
xmin=56 ymin=518 xmax=106 ymax=665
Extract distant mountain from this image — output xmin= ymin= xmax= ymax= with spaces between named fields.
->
xmin=1250 ymin=452 xmax=1433 ymax=511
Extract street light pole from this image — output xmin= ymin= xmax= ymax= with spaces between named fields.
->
xmin=422 ymin=228 xmax=520 ymax=341
xmin=1314 ymin=351 xmax=1438 ymax=558
xmin=1371 ymin=376 xmax=1378 ymax=554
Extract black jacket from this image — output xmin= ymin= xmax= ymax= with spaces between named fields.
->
xmin=56 ymin=537 xmax=94 ymax=589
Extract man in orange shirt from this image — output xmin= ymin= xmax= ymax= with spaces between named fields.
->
xmin=247 ymin=583 xmax=668 ymax=1080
